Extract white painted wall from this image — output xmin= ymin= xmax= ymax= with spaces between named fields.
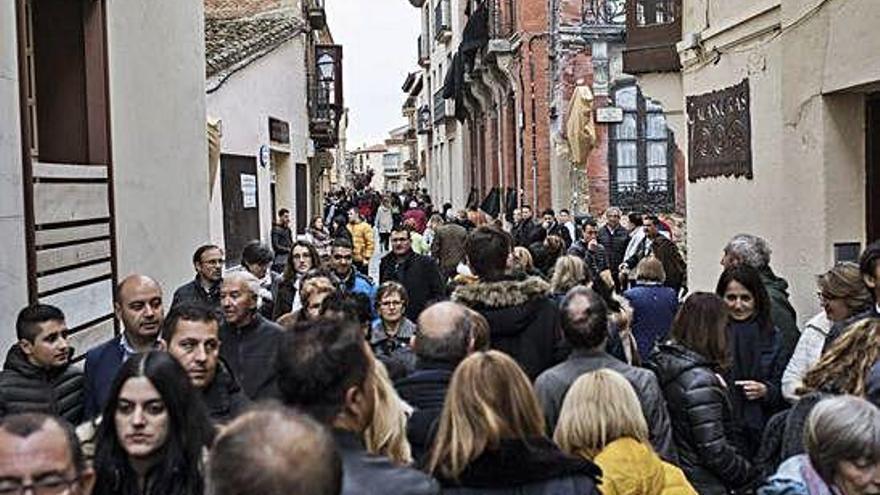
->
xmin=681 ymin=0 xmax=874 ymax=325
xmin=206 ymin=38 xmax=310 ymax=247
xmin=0 ymin=0 xmax=30 ymax=353
xmin=107 ymin=0 xmax=212 ymax=294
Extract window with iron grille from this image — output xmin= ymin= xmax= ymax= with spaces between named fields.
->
xmin=608 ymin=82 xmax=675 ymax=211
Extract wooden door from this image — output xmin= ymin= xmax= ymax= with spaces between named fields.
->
xmin=867 ymin=94 xmax=880 ymax=243
xmin=221 ymin=155 xmax=260 ymax=266
xmin=17 ymin=0 xmax=118 ymax=356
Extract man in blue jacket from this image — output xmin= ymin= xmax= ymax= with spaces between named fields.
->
xmin=82 ymin=274 xmax=164 ymax=419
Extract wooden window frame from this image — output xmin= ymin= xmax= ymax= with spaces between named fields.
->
xmin=623 ymin=0 xmax=682 ymax=73
xmin=608 ymin=81 xmax=675 ymax=211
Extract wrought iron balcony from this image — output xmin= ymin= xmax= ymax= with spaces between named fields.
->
xmin=582 ymin=0 xmax=626 ymax=26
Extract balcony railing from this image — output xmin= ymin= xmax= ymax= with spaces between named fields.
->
xmin=434 ymin=0 xmax=451 ymax=42
xmin=433 ymin=89 xmax=449 ymax=124
xmin=582 ymin=0 xmax=626 ymax=26
xmin=490 ymin=0 xmax=515 ymax=39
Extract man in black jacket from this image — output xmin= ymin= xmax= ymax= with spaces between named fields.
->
xmin=512 ymin=205 xmax=545 ymax=247
xmin=0 ymin=304 xmax=83 ymax=424
xmin=162 ymin=303 xmax=249 ymax=424
xmin=277 ymin=319 xmax=440 ymax=495
xmin=534 ymin=287 xmax=677 ymax=462
xmin=597 ymin=207 xmax=629 ymax=290
xmin=379 ymin=225 xmax=446 ymax=322
xmin=452 ymin=226 xmax=561 ymax=379
xmin=172 ymin=244 xmax=224 ymax=310
xmin=568 ymin=218 xmax=613 ymax=288
xmin=271 ymin=208 xmax=294 ymax=273
xmin=540 ymin=208 xmax=572 ymax=247
xmin=219 ymin=272 xmax=283 ymax=400
xmin=395 ymin=302 xmax=474 ymax=461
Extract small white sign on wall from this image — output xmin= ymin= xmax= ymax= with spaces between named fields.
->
xmin=596 ymin=107 xmax=624 ymax=123
xmin=240 ymin=174 xmax=257 ymax=209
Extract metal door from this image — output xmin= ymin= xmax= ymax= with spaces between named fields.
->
xmin=221 ymin=155 xmax=260 ymax=266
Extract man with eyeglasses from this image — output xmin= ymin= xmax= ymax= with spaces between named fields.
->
xmin=378 ymin=225 xmax=446 ymax=322
xmin=0 ymin=412 xmax=95 ymax=495
xmin=171 ymin=244 xmax=224 ymax=310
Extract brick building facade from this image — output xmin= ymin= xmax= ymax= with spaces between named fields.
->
xmin=406 ymin=0 xmax=685 ymax=217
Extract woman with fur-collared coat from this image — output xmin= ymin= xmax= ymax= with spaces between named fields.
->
xmin=451 ymin=226 xmax=562 ymax=379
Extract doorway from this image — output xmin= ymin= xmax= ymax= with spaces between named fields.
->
xmin=867 ymin=94 xmax=880 ymax=243
xmin=221 ymin=154 xmax=260 ymax=267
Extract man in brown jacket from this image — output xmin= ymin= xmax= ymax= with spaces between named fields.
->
xmin=429 ymin=214 xmax=467 ymax=280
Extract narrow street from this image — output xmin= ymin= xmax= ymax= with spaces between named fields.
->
xmin=1 ymin=0 xmax=880 ymax=494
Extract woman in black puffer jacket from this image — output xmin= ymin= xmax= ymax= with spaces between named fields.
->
xmin=648 ymin=293 xmax=757 ymax=495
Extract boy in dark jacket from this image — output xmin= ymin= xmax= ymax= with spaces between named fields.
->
xmin=0 ymin=304 xmax=83 ymax=424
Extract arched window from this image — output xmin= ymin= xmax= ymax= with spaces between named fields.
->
xmin=608 ymin=81 xmax=674 ymax=211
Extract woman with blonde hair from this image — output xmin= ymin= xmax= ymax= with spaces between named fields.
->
xmin=550 ymin=255 xmax=589 ymax=301
xmin=766 ymin=319 xmax=880 ymax=465
xmin=782 ymin=262 xmax=874 ymax=401
xmin=363 ymin=359 xmax=413 ymax=466
xmin=555 ymin=369 xmax=696 ymax=495
xmin=427 ymin=351 xmax=600 ymax=494
xmin=276 ymin=271 xmax=337 ymax=327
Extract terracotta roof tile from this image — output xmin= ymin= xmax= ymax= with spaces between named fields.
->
xmin=205 ymin=13 xmax=306 ymax=81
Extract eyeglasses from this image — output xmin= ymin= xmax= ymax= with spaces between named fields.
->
xmin=379 ymin=300 xmax=404 ymax=307
xmin=0 ymin=475 xmax=80 ymax=495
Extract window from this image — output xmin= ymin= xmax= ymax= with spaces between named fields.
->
xmin=608 ymin=82 xmax=674 ymax=211
xmin=623 ymin=0 xmax=681 ymax=73
xmin=24 ymin=0 xmax=110 ymax=164
xmin=635 ymin=0 xmax=676 ymax=26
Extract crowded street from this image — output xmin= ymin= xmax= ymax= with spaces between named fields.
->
xmin=2 ymin=0 xmax=880 ymax=495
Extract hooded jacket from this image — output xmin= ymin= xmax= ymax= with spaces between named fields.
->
xmin=648 ymin=342 xmax=756 ymax=495
xmin=594 ymin=438 xmax=697 ymax=495
xmin=0 ymin=345 xmax=84 ymax=424
xmin=452 ymin=274 xmax=562 ymax=379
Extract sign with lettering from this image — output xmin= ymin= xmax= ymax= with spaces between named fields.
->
xmin=595 ymin=107 xmax=624 ymax=123
xmin=269 ymin=117 xmax=290 ymax=145
xmin=686 ymin=79 xmax=752 ymax=181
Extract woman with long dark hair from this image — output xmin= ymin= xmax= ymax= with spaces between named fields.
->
xmin=272 ymin=240 xmax=321 ymax=320
xmin=648 ymin=293 xmax=756 ymax=494
xmin=716 ymin=264 xmax=787 ymax=457
xmin=93 ymin=351 xmax=213 ymax=495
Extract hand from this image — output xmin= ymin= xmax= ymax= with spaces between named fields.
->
xmin=735 ymin=380 xmax=767 ymax=400
xmin=588 ymin=239 xmax=599 ymax=251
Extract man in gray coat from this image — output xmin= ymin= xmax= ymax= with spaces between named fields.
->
xmin=534 ymin=286 xmax=678 ymax=462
